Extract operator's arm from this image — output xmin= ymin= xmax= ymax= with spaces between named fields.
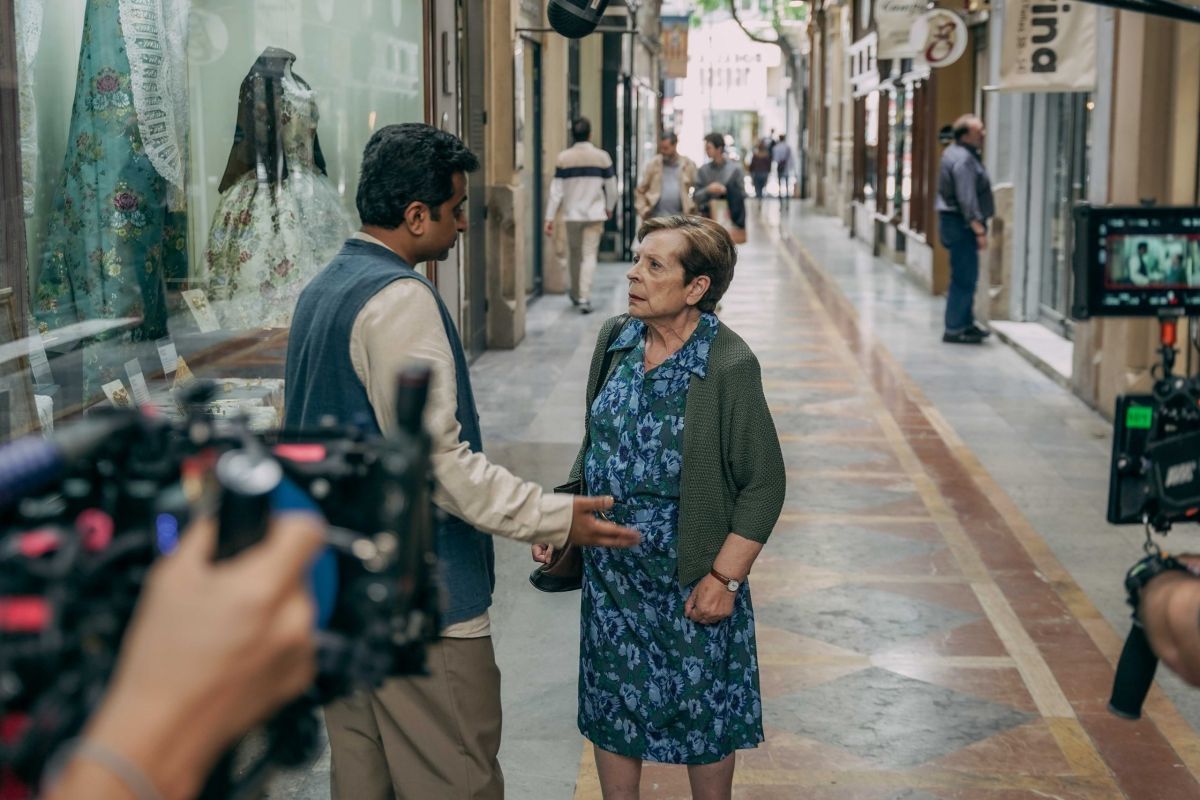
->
xmin=353 ymin=281 xmax=573 ymax=547
xmin=1141 ymin=559 xmax=1200 ymax=686
xmin=47 ymin=516 xmax=323 ymax=800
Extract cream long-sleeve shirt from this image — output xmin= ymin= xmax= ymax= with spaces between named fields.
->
xmin=348 ymin=233 xmax=573 ymax=638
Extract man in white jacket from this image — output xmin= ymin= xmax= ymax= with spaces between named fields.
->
xmin=544 ymin=118 xmax=617 ymax=314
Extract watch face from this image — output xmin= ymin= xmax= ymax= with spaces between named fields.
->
xmin=727 ymin=580 xmax=739 ymax=592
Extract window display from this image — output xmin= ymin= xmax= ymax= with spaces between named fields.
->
xmin=202 ymin=47 xmax=352 ymax=330
xmin=9 ymin=0 xmax=426 ymax=436
xmin=32 ymin=0 xmax=188 ymax=346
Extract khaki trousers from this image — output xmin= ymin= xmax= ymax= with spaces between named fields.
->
xmin=562 ymin=221 xmax=604 ymax=303
xmin=325 ymin=636 xmax=504 ymax=800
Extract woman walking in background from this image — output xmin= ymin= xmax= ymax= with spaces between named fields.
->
xmin=748 ymin=141 xmax=772 ymax=202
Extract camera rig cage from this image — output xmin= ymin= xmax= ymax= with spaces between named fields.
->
xmin=0 ymin=371 xmax=440 ymax=799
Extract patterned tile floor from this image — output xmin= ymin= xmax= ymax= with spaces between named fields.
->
xmin=268 ymin=204 xmax=1200 ymax=798
xmin=569 ymin=207 xmax=1200 ymax=799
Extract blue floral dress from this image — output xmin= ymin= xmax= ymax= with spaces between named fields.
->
xmin=579 ymin=313 xmax=763 ymax=765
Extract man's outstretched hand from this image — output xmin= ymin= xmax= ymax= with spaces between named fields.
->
xmin=567 ymin=495 xmax=640 ymax=548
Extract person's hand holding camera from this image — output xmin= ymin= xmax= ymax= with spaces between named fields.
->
xmin=1140 ymin=553 xmax=1200 ymax=687
xmin=48 ymin=514 xmax=325 ymax=800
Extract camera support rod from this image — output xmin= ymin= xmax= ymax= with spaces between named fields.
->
xmin=1077 ymin=0 xmax=1200 ymax=24
xmin=1159 ymin=313 xmax=1180 ymax=379
xmin=1080 ymin=0 xmax=1200 ymax=23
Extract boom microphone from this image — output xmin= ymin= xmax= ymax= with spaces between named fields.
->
xmin=547 ymin=0 xmax=612 ymax=38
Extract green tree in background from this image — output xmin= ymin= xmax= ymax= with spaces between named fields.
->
xmin=691 ymin=0 xmax=806 ymax=83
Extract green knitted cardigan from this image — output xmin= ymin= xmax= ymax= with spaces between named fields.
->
xmin=569 ymin=315 xmax=787 ymax=587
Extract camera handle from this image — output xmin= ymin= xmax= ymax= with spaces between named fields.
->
xmin=1156 ymin=312 xmax=1182 ymax=380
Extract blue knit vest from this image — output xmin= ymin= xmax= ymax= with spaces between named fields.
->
xmin=284 ymin=238 xmax=495 ymax=627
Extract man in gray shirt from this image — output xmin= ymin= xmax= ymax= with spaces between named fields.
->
xmin=935 ymin=114 xmax=995 ymax=344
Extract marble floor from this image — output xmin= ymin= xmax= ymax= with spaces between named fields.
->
xmin=269 ymin=203 xmax=1200 ymax=799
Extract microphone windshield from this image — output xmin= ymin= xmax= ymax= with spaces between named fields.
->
xmin=547 ymin=0 xmax=611 ymax=39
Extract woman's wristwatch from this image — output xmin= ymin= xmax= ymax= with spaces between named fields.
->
xmin=710 ymin=568 xmax=741 ymax=593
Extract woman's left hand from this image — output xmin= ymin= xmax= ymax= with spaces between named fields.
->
xmin=684 ymin=576 xmax=737 ymax=625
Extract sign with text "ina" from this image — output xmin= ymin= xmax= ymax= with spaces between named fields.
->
xmin=999 ymin=0 xmax=1097 ymax=92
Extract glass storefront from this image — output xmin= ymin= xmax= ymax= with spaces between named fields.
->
xmin=863 ymin=90 xmax=879 ymax=202
xmin=6 ymin=0 xmax=426 ymax=437
xmin=1038 ymin=93 xmax=1091 ymax=336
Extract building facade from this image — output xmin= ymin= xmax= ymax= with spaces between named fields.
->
xmin=0 ymin=0 xmax=666 ymax=434
xmin=805 ymin=0 xmax=1200 ymax=415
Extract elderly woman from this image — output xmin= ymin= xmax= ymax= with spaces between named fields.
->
xmin=534 ymin=216 xmax=785 ymax=799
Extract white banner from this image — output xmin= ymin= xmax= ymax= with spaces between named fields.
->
xmin=999 ymin=0 xmax=1097 ymax=91
xmin=912 ymin=10 xmax=969 ymax=69
xmin=875 ymin=0 xmax=926 ymax=58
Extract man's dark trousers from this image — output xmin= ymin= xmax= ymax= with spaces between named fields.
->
xmin=939 ymin=211 xmax=978 ymax=334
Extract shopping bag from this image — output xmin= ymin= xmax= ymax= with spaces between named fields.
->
xmin=708 ymin=198 xmax=747 ymax=244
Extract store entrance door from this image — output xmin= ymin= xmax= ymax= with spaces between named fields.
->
xmin=521 ymin=38 xmax=544 ymax=297
xmin=460 ymin=0 xmax=487 ymax=355
xmin=1038 ymin=93 xmax=1090 ymax=339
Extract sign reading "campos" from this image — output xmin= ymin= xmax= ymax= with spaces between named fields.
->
xmin=875 ymin=0 xmax=926 ymax=58
xmin=999 ymin=0 xmax=1097 ymax=92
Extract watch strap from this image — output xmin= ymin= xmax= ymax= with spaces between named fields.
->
xmin=710 ymin=567 xmax=739 ymax=590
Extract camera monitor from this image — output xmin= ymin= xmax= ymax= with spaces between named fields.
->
xmin=1072 ymin=204 xmax=1200 ymax=319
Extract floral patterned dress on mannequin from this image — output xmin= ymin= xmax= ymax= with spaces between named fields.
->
xmin=202 ymin=64 xmax=352 ymax=331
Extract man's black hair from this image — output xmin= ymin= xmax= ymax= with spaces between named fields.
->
xmin=572 ymin=117 xmax=592 ymax=143
xmin=704 ymin=132 xmax=726 ymax=151
xmin=1138 ymin=242 xmax=1149 ymax=251
xmin=356 ymin=123 xmax=480 ymax=227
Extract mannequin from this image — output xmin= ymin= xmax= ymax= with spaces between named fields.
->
xmin=33 ymin=0 xmax=190 ymax=397
xmin=202 ymin=48 xmax=352 ymax=330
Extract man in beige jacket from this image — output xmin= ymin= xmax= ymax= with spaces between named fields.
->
xmin=634 ymin=131 xmax=698 ymax=221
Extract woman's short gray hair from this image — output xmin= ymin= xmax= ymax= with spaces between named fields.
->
xmin=637 ymin=215 xmax=736 ymax=313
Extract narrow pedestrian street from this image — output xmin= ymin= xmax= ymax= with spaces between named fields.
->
xmin=486 ymin=203 xmax=1200 ymax=800
xmin=266 ymin=203 xmax=1200 ymax=799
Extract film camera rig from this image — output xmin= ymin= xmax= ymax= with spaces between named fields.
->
xmin=0 ymin=370 xmax=440 ymax=798
xmin=1072 ymin=203 xmax=1200 ymax=718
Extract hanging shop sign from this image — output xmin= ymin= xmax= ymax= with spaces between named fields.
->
xmin=874 ymin=0 xmax=926 ymax=58
xmin=998 ymin=0 xmax=1097 ymax=91
xmin=911 ymin=9 xmax=969 ymax=68
xmin=661 ymin=16 xmax=690 ymax=80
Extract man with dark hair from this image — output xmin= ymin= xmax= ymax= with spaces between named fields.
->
xmin=285 ymin=123 xmax=638 ymax=800
xmin=935 ymin=113 xmax=995 ymax=345
xmin=694 ymin=132 xmax=747 ymax=236
xmin=634 ymin=131 xmax=698 ymax=221
xmin=1128 ymin=241 xmax=1159 ymax=286
xmin=545 ymin=116 xmax=617 ymax=313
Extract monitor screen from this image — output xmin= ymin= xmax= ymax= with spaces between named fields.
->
xmin=1105 ymin=234 xmax=1200 ymax=290
xmin=1073 ymin=206 xmax=1200 ymax=318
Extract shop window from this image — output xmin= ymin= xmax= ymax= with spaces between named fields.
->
xmin=885 ymin=86 xmax=907 ymax=219
xmin=900 ymin=86 xmax=915 ymax=228
xmin=7 ymin=0 xmax=426 ymax=438
xmin=862 ymin=91 xmax=879 ymax=203
xmin=1039 ymin=92 xmax=1091 ymax=336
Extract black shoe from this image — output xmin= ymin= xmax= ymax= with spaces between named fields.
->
xmin=569 ymin=296 xmax=581 ymax=307
xmin=943 ymin=330 xmax=985 ymax=345
xmin=967 ymin=324 xmax=992 ymax=338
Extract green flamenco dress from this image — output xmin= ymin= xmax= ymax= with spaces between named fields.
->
xmin=33 ymin=0 xmax=188 ymax=394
